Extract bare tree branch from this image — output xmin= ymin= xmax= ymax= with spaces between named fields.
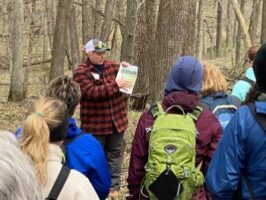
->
xmin=74 ymin=1 xmax=125 ymax=28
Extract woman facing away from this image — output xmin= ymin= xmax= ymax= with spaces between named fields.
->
xmin=200 ymin=62 xmax=241 ymax=130
xmin=19 ymin=97 xmax=99 ymax=200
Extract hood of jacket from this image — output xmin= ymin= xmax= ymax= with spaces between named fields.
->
xmin=164 ymin=56 xmax=203 ymax=95
xmin=162 ymin=91 xmax=200 ymax=112
xmin=67 ymin=118 xmax=82 ymax=139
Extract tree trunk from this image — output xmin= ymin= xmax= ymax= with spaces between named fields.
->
xmin=196 ymin=0 xmax=204 ymax=60
xmin=131 ymin=2 xmax=149 ymax=110
xmin=261 ymin=0 xmax=266 ymax=44
xmin=109 ymin=23 xmax=119 ymax=60
xmin=146 ymin=0 xmax=158 ymax=102
xmin=235 ymin=0 xmax=247 ymax=67
xmin=249 ymin=0 xmax=261 ymax=45
xmin=100 ymin=0 xmax=116 ymax=42
xmin=43 ymin=0 xmax=50 ymax=84
xmin=182 ymin=1 xmax=197 ymax=55
xmin=109 ymin=0 xmax=125 ymax=61
xmin=226 ymin=1 xmax=233 ymax=48
xmin=82 ymin=0 xmax=94 ymax=44
xmin=49 ymin=0 xmax=70 ymax=81
xmin=231 ymin=0 xmax=252 ymax=48
xmin=8 ymin=0 xmax=24 ymax=101
xmin=93 ymin=0 xmax=105 ymax=38
xmin=68 ymin=0 xmax=80 ymax=70
xmin=154 ymin=0 xmax=196 ymax=100
xmin=120 ymin=0 xmax=137 ymax=63
xmin=216 ymin=0 xmax=223 ymax=56
xmin=23 ymin=0 xmax=37 ymax=98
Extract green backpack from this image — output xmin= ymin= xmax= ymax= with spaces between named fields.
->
xmin=142 ymin=103 xmax=204 ymax=200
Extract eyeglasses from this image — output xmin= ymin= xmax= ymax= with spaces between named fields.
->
xmin=94 ymin=51 xmax=106 ymax=56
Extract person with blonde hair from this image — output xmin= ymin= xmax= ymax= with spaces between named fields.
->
xmin=0 ymin=130 xmax=43 ymax=200
xmin=19 ymin=97 xmax=99 ymax=200
xmin=200 ymin=62 xmax=241 ymax=129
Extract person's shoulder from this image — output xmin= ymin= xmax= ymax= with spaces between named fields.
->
xmin=67 ymin=133 xmax=100 ymax=149
xmin=75 ymin=62 xmax=91 ymax=73
xmin=77 ymin=133 xmax=102 ymax=146
xmin=68 ymin=169 xmax=99 ymax=197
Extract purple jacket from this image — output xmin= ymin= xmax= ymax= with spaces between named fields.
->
xmin=127 ymin=92 xmax=222 ymax=200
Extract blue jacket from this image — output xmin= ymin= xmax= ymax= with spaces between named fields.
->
xmin=65 ymin=118 xmax=111 ymax=200
xmin=15 ymin=118 xmax=111 ymax=200
xmin=206 ymin=101 xmax=266 ymax=200
xmin=232 ymin=67 xmax=256 ymax=101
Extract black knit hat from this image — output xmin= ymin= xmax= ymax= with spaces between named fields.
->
xmin=253 ymin=44 xmax=266 ymax=92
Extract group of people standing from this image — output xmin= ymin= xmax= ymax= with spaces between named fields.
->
xmin=1 ymin=38 xmax=266 ymax=200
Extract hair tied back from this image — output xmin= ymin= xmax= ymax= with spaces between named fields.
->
xmin=35 ymin=112 xmax=43 ymax=117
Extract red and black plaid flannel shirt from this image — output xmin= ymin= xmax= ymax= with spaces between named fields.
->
xmin=73 ymin=60 xmax=128 ymax=135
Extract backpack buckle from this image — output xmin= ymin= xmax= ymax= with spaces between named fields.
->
xmin=183 ymin=167 xmax=190 ymax=177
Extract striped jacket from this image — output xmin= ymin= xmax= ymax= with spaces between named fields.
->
xmin=73 ymin=60 xmax=128 ymax=135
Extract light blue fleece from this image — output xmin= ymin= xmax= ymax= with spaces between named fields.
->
xmin=231 ymin=67 xmax=256 ymax=101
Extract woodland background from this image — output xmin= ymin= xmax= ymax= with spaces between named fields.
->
xmin=0 ymin=0 xmax=266 ymax=198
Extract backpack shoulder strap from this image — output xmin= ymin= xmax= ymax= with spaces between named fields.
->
xmin=148 ymin=102 xmax=164 ymax=118
xmin=46 ymin=165 xmax=71 ymax=200
xmin=189 ymin=106 xmax=203 ymax=121
xmin=247 ymin=103 xmax=266 ymax=130
xmin=242 ymin=77 xmax=255 ymax=86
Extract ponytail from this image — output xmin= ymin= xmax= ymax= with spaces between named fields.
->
xmin=19 ymin=97 xmax=68 ymax=186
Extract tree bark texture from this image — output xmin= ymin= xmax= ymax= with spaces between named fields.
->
xmin=82 ymin=0 xmax=94 ymax=44
xmin=146 ymin=0 xmax=158 ymax=102
xmin=120 ymin=0 xmax=137 ymax=63
xmin=216 ymin=0 xmax=223 ymax=56
xmin=231 ymin=0 xmax=252 ymax=48
xmin=235 ymin=0 xmax=247 ymax=67
xmin=49 ymin=0 xmax=70 ymax=81
xmin=154 ymin=0 xmax=196 ymax=99
xmin=93 ymin=0 xmax=105 ymax=38
xmin=196 ymin=0 xmax=204 ymax=60
xmin=9 ymin=0 xmax=25 ymax=101
xmin=132 ymin=2 xmax=149 ymax=100
xmin=249 ymin=0 xmax=261 ymax=45
xmin=68 ymin=0 xmax=80 ymax=70
xmin=100 ymin=0 xmax=116 ymax=42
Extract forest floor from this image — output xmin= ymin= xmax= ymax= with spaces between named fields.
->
xmin=0 ymin=56 xmax=244 ymax=199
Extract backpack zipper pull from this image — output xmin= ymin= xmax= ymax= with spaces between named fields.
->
xmin=165 ymin=164 xmax=171 ymax=175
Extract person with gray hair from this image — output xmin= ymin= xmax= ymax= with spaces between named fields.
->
xmin=0 ymin=130 xmax=43 ymax=200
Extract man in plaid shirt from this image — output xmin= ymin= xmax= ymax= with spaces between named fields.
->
xmin=74 ymin=38 xmax=131 ymax=199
